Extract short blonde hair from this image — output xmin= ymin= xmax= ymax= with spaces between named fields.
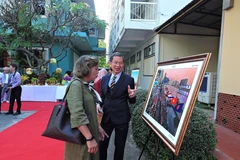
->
xmin=73 ymin=55 xmax=98 ymax=78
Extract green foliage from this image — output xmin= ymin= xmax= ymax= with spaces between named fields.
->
xmin=129 ymin=89 xmax=148 ymax=114
xmin=53 ymin=72 xmax=62 ymax=83
xmin=0 ymin=0 xmax=107 ymax=71
xmin=98 ymin=56 xmax=109 ymax=68
xmin=131 ymin=90 xmax=217 ymax=160
xmin=98 ymin=40 xmax=106 ymax=48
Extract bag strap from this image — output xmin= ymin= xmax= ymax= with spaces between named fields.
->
xmin=60 ymin=78 xmax=88 ymax=117
xmin=60 ymin=78 xmax=82 ymax=104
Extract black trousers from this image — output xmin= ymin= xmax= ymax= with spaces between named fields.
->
xmin=8 ymin=86 xmax=22 ymax=113
xmin=99 ymin=119 xmax=129 ymax=160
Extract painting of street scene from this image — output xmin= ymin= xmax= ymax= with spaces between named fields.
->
xmin=145 ymin=67 xmax=198 ymax=137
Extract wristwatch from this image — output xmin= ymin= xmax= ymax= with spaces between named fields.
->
xmin=86 ymin=136 xmax=94 ymax=141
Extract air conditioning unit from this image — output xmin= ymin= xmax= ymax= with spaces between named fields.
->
xmin=198 ymin=72 xmax=217 ymax=104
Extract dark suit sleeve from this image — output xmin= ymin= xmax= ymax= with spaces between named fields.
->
xmin=128 ymin=77 xmax=136 ymax=104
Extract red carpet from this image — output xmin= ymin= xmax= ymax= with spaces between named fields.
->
xmin=0 ymin=102 xmax=64 ymax=160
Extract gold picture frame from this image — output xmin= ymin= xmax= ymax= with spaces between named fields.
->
xmin=141 ymin=53 xmax=211 ymax=155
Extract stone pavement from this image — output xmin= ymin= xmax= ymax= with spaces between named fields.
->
xmin=107 ymin=123 xmax=147 ymax=160
xmin=0 ymin=111 xmax=36 ymax=132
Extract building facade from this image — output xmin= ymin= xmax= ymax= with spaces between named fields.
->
xmin=107 ymin=0 xmax=239 ymax=134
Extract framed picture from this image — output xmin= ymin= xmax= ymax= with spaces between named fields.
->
xmin=141 ymin=53 xmax=211 ymax=155
xmin=131 ymin=68 xmax=140 ymax=87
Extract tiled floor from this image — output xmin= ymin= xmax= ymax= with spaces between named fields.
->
xmin=198 ymin=105 xmax=240 ymax=160
xmin=214 ymin=124 xmax=240 ymax=160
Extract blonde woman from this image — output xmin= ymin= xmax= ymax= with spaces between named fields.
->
xmin=64 ymin=55 xmax=108 ymax=160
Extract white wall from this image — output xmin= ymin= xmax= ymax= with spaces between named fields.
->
xmin=126 ymin=33 xmax=160 ymax=90
xmin=128 ymin=34 xmax=219 ymax=91
xmin=159 ymin=34 xmax=219 ymax=72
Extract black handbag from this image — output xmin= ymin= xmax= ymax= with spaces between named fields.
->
xmin=41 ymin=79 xmax=86 ymax=145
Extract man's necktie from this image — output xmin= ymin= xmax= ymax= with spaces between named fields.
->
xmin=110 ymin=76 xmax=117 ymax=89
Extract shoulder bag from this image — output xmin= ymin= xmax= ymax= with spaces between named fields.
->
xmin=41 ymin=79 xmax=86 ymax=144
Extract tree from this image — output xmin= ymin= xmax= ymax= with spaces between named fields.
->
xmin=0 ymin=0 xmax=106 ymax=72
xmin=98 ymin=40 xmax=108 ymax=68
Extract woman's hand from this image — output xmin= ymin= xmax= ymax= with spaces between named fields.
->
xmin=86 ymin=139 xmax=98 ymax=154
xmin=98 ymin=126 xmax=109 ymax=141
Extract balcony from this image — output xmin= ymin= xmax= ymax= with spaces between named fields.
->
xmin=110 ymin=0 xmax=158 ymax=54
xmin=130 ymin=1 xmax=157 ymax=21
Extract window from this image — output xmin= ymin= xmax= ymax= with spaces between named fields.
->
xmin=125 ymin=58 xmax=130 ymax=66
xmin=34 ymin=0 xmax=46 ymax=15
xmin=144 ymin=43 xmax=155 ymax=58
xmin=130 ymin=54 xmax=135 ymax=64
xmin=136 ymin=51 xmax=141 ymax=62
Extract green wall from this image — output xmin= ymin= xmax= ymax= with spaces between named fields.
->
xmin=49 ymin=44 xmax=74 ymax=76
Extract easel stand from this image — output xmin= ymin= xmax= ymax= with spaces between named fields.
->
xmin=138 ymin=130 xmax=153 ymax=160
xmin=138 ymin=130 xmax=176 ymax=160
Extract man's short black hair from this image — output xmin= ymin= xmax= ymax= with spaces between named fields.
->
xmin=10 ymin=63 xmax=18 ymax=71
xmin=109 ymin=52 xmax=125 ymax=63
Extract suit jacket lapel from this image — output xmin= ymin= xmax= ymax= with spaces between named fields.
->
xmin=111 ymin=73 xmax=125 ymax=97
xmin=103 ymin=74 xmax=111 ymax=95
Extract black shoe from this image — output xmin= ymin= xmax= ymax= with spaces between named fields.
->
xmin=4 ymin=112 xmax=13 ymax=115
xmin=13 ymin=112 xmax=21 ymax=115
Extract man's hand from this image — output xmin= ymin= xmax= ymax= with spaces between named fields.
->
xmin=128 ymin=85 xmax=137 ymax=98
xmin=98 ymin=126 xmax=109 ymax=141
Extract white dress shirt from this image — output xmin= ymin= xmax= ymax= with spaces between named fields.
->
xmin=108 ymin=72 xmax=122 ymax=87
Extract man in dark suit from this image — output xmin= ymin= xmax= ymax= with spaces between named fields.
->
xmin=98 ymin=52 xmax=137 ymax=160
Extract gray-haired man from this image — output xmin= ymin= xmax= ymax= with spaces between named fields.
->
xmin=1 ymin=67 xmax=12 ymax=103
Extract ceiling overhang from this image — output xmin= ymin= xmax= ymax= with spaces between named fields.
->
xmin=114 ymin=29 xmax=153 ymax=55
xmin=70 ymin=32 xmax=106 ymax=55
xmin=154 ymin=0 xmax=223 ymax=36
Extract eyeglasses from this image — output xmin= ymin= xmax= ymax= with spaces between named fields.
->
xmin=112 ymin=61 xmax=124 ymax=66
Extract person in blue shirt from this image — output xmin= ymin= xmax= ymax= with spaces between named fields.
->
xmin=5 ymin=63 xmax=22 ymax=115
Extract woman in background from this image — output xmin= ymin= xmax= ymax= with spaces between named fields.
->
xmin=94 ymin=68 xmax=108 ymax=95
xmin=62 ymin=70 xmax=72 ymax=85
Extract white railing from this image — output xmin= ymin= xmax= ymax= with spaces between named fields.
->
xmin=130 ymin=2 xmax=157 ymax=20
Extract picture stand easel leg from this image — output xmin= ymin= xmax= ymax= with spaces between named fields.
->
xmin=172 ymin=152 xmax=175 ymax=160
xmin=138 ymin=130 xmax=153 ymax=160
xmin=154 ymin=138 xmax=160 ymax=160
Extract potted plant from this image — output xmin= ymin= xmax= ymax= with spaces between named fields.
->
xmin=31 ymin=77 xmax=38 ymax=85
xmin=45 ymin=79 xmax=51 ymax=85
xmin=49 ymin=77 xmax=57 ymax=85
xmin=21 ymin=75 xmax=29 ymax=85
xmin=38 ymin=73 xmax=47 ymax=85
